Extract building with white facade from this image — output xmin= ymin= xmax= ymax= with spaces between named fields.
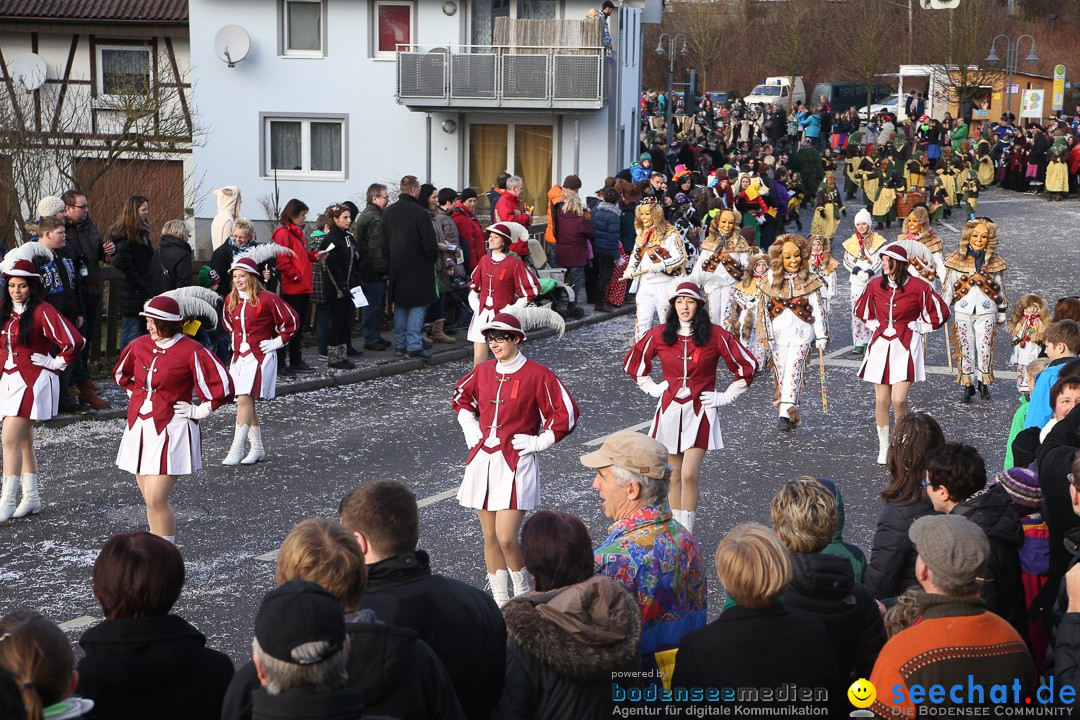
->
xmin=187 ymin=0 xmax=657 ymax=249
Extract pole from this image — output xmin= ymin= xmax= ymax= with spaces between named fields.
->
xmin=665 ymin=55 xmax=674 ymax=149
xmin=425 ymin=113 xmax=432 ymax=184
xmin=907 ymin=0 xmax=913 ymax=64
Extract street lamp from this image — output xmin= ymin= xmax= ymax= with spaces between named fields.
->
xmin=655 ymin=32 xmax=687 ymax=149
xmin=986 ymin=33 xmax=1037 ymax=122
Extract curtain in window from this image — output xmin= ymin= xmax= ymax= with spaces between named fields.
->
xmin=310 ymin=122 xmax=342 ymax=171
xmin=378 ymin=4 xmax=412 ymax=53
xmin=101 ymin=49 xmax=149 ymax=95
xmin=287 ymin=1 xmax=322 ymax=51
xmin=471 ymin=0 xmax=493 ymax=46
xmin=513 ymin=124 xmax=552 ymax=215
xmin=518 ymin=0 xmax=555 ymax=20
xmin=270 ymin=121 xmax=302 ymax=171
xmin=469 ymin=124 xmax=508 ymax=216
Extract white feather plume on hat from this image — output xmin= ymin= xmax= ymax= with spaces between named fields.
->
xmin=894 ymin=239 xmax=932 ymax=266
xmin=148 ymin=292 xmax=220 ymax=330
xmin=236 ymin=242 xmax=295 ymax=265
xmin=162 ymin=285 xmax=223 ymax=309
xmin=0 ymin=242 xmax=54 ymax=274
xmin=502 ymin=305 xmax=565 ymax=338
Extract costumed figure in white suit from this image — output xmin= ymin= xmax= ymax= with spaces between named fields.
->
xmin=732 ymin=253 xmax=770 ymax=371
xmin=897 ymin=206 xmax=946 ymax=287
xmin=692 ymin=209 xmax=754 ymax=331
xmin=452 ymin=308 xmax=577 ymax=606
xmin=941 ymin=219 xmax=1007 ymax=402
xmin=757 ymin=235 xmax=829 ymax=431
xmin=808 ymin=234 xmax=839 ymax=315
xmin=0 ymin=246 xmax=85 ymax=525
xmin=624 ymin=198 xmax=687 ymax=341
xmin=623 ymin=281 xmax=757 ymax=533
xmin=841 ymin=208 xmax=888 ymax=357
xmin=854 ymin=243 xmax=950 ymax=464
xmin=1008 ymin=293 xmax=1050 ymax=394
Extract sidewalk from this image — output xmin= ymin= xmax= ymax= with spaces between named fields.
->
xmin=46 ymin=304 xmax=633 ymax=428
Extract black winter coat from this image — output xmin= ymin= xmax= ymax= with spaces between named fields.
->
xmin=65 ymin=216 xmax=107 ymax=299
xmin=496 ymin=576 xmax=640 ymax=720
xmin=111 ymin=226 xmax=154 ymax=316
xmin=148 ymin=233 xmax=193 ymax=297
xmin=209 ymin=241 xmax=276 ymax=299
xmin=318 ymin=225 xmax=355 ymax=301
xmin=784 ymin=552 xmax=887 ymax=680
xmin=589 ymin=202 xmax=622 ymax=258
xmin=361 ymin=551 xmax=506 ymax=720
xmin=670 ymin=604 xmax=843 ymax=714
xmin=865 ymin=494 xmax=938 ymax=601
xmin=384 ymin=194 xmax=439 ymax=308
xmin=952 ymin=483 xmax=1027 ymax=639
xmin=77 ymin=614 xmax=233 ymax=720
xmin=251 ymin=686 xmax=396 ymax=720
xmin=222 ymin=613 xmax=464 ymax=720
xmin=1038 ymin=402 xmax=1080 ymax=594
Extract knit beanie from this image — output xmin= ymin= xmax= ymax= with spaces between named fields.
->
xmin=198 ymin=265 xmax=220 ymax=288
xmin=459 ymin=188 xmax=478 ymax=202
xmin=993 ymin=467 xmax=1041 ymax=514
xmin=37 ymin=196 xmax=66 ymax=219
xmin=854 ymin=208 xmax=873 ymax=229
xmin=640 ymin=152 xmax=652 ymax=162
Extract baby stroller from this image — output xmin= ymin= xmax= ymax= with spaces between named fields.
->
xmin=523 ymin=237 xmax=583 ymax=319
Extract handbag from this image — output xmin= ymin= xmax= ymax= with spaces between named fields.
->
xmin=606 ymin=247 xmax=630 ymax=306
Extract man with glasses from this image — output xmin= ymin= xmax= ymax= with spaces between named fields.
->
xmin=62 ymin=189 xmax=113 ymax=408
xmin=353 ymin=183 xmax=391 ymax=351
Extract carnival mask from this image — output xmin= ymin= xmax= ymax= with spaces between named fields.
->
xmin=781 ymin=241 xmax=802 ymax=274
xmin=969 ymin=223 xmax=989 ymax=252
xmin=718 ymin=210 xmax=737 ymax=235
xmin=906 ymin=213 xmax=923 ymax=236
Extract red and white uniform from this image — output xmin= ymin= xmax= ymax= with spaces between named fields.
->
xmin=452 ymin=353 xmax=577 ymax=510
xmin=855 ymin=278 xmax=950 ymax=385
xmin=625 ymin=324 xmax=756 ymax=453
xmin=222 ymin=291 xmax=299 ymax=398
xmin=0 ymin=302 xmax=84 ymax=420
xmin=466 ymin=252 xmax=539 ymax=343
xmin=114 ymin=334 xmax=234 ymax=475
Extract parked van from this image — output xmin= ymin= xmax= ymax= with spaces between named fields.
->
xmin=810 ymin=82 xmax=894 ymax=113
xmin=744 ymin=76 xmax=806 ymax=109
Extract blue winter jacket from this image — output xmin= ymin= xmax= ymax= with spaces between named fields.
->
xmin=590 ymin=202 xmax=622 ymax=258
xmin=800 ymin=112 xmax=822 ymax=139
xmin=630 ymin=162 xmax=650 ymax=183
xmin=1026 ymin=356 xmax=1078 ymax=429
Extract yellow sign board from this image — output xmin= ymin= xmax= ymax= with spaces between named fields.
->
xmin=1053 ymin=64 xmax=1066 ymax=111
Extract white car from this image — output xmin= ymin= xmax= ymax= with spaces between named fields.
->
xmin=857 ymin=93 xmax=900 ymax=119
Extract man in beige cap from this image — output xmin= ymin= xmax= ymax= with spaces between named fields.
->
xmin=582 ymin=432 xmax=706 ymax=677
xmin=868 ymin=514 xmax=1036 ymax=717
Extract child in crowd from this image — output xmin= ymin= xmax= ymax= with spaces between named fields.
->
xmin=1024 ymin=320 xmax=1080 ymax=430
xmin=1006 ymin=358 xmax=1050 ymax=469
xmin=0 ymin=612 xmax=94 ymax=720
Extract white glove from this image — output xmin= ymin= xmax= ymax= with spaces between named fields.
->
xmin=511 ymin=430 xmax=556 ymax=456
xmin=259 ymin=337 xmax=285 ymax=354
xmin=701 ymin=390 xmax=735 ymax=408
xmin=865 ymin=319 xmax=881 ymax=331
xmin=906 ymin=320 xmax=932 ymax=334
xmin=996 ymin=312 xmax=1006 ymax=326
xmin=815 ymin=338 xmax=828 ymax=351
xmin=457 ymin=409 xmax=483 ymax=449
xmin=30 ymin=353 xmax=66 ymax=372
xmin=468 ymin=291 xmax=480 ymax=314
xmin=173 ymin=401 xmax=212 ymax=420
xmin=637 ymin=378 xmax=668 ymax=398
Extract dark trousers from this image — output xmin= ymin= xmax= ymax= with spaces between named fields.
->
xmin=80 ymin=295 xmax=102 ymax=370
xmin=594 ymin=255 xmax=616 ymax=302
xmin=584 ymin=260 xmax=600 ymax=304
xmin=324 ymin=296 xmax=354 ymax=345
xmin=278 ymin=293 xmax=310 ymax=365
xmin=360 ymin=280 xmax=386 ymax=344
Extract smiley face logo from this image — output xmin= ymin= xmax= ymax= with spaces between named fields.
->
xmin=848 ymin=678 xmax=876 ymax=709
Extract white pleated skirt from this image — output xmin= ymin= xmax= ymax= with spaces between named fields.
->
xmin=116 ymin=415 xmax=202 ymax=476
xmin=230 ymin=352 xmax=278 ymax=399
xmin=458 ymin=444 xmax=540 ymax=511
xmin=0 ymin=368 xmax=58 ymax=420
xmin=860 ymin=332 xmax=925 ymax=385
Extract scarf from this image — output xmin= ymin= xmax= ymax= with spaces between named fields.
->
xmin=968 ymin=248 xmax=986 ymax=272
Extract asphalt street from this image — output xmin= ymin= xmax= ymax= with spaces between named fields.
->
xmin=1 ymin=187 xmax=1078 ymax=665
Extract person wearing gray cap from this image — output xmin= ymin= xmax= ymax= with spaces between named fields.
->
xmin=582 ymin=432 xmax=706 ymax=677
xmin=867 ymin=514 xmax=1035 ymax=717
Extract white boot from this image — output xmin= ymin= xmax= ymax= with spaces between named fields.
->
xmin=671 ymin=509 xmax=685 ymax=528
xmin=241 ymin=426 xmax=265 ymax=465
xmin=509 ymin=567 xmax=532 ymax=597
xmin=12 ymin=473 xmax=40 ymax=518
xmin=876 ymin=425 xmax=890 ymax=465
xmin=486 ymin=569 xmax=510 ymax=607
xmin=682 ymin=510 xmax=696 ymax=534
xmin=0 ymin=475 xmax=17 ymax=523
xmin=222 ymin=424 xmax=249 ymax=466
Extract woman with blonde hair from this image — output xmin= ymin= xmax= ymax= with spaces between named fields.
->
xmin=0 ymin=612 xmax=93 ymax=720
xmin=554 ymin=192 xmax=596 ymax=316
xmin=221 ymin=253 xmax=299 ymax=465
xmin=671 ymin=523 xmax=841 ymax=712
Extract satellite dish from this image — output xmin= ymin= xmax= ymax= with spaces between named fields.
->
xmin=214 ymin=25 xmax=250 ymax=68
xmin=9 ymin=53 xmax=47 ymax=91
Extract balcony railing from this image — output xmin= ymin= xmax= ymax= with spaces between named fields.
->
xmin=396 ymin=44 xmax=606 ymax=110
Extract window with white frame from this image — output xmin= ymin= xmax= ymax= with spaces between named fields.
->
xmin=262 ymin=115 xmax=346 ymax=179
xmin=283 ymin=0 xmax=325 ymax=57
xmin=373 ymin=1 xmax=413 ymax=59
xmin=97 ymin=46 xmax=151 ymax=96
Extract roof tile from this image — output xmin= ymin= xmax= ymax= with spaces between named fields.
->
xmin=0 ymin=0 xmax=188 ymax=23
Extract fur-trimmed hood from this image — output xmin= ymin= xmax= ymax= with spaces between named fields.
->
xmin=502 ymin=575 xmax=640 ymax=681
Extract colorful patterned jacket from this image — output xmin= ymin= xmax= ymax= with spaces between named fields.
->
xmin=594 ymin=502 xmax=707 ymax=673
